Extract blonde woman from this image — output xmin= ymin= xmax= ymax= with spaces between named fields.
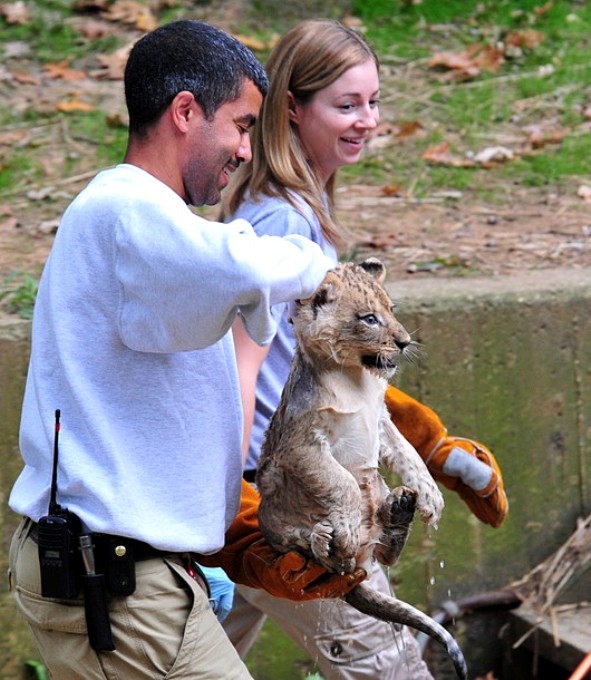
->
xmin=224 ymin=19 xmax=508 ymax=680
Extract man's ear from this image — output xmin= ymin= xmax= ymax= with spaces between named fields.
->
xmin=170 ymin=91 xmax=199 ymax=132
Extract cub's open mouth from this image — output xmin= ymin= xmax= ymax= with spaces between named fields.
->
xmin=362 ymin=354 xmax=398 ymax=370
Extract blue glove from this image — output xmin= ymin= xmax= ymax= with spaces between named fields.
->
xmin=198 ymin=565 xmax=235 ymax=622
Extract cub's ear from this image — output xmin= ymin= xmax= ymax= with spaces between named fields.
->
xmin=298 ymin=270 xmax=340 ymax=309
xmin=359 ymin=257 xmax=386 ymax=283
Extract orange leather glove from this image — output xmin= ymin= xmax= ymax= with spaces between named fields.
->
xmin=199 ymin=480 xmax=366 ymax=601
xmin=384 ymin=385 xmax=508 ymax=528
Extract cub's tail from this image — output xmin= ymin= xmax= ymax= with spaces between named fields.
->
xmin=344 ymin=582 xmax=468 ymax=680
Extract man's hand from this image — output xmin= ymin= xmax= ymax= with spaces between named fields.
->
xmin=239 ymin=540 xmax=366 ymax=601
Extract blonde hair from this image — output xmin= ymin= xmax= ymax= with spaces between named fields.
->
xmin=225 ymin=19 xmax=379 ymax=249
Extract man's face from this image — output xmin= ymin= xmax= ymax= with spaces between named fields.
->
xmin=183 ymin=79 xmax=262 ymax=206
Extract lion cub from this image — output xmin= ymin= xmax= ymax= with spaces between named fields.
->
xmin=256 ymin=258 xmax=467 ymax=680
xmin=257 ymin=258 xmax=444 ymax=573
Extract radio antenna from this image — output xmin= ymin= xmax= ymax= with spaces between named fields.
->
xmin=49 ymin=409 xmax=62 ymax=515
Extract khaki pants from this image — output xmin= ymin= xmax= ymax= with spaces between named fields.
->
xmin=223 ymin=560 xmax=434 ymax=680
xmin=8 ymin=518 xmax=252 ymax=680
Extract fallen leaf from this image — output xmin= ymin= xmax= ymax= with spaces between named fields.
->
xmin=44 ymin=60 xmax=87 ymax=81
xmin=533 ymin=1 xmax=554 ymax=16
xmin=70 ymin=17 xmax=114 ymax=40
xmin=136 ymin=8 xmax=157 ymax=32
xmin=381 ymin=184 xmax=403 ymax=197
xmin=12 ymin=70 xmax=41 ymax=85
xmin=0 ymin=129 xmax=28 ymax=145
xmin=74 ymin=0 xmax=110 ymax=10
xmin=505 ymin=29 xmax=545 ymax=50
xmin=422 ymin=142 xmax=475 ymax=168
xmin=105 ymin=112 xmax=128 ymax=128
xmin=429 ymin=43 xmax=504 ymax=81
xmin=395 ymin=120 xmax=424 ymax=139
xmin=576 ymin=185 xmax=591 ymax=202
xmin=356 ymin=232 xmax=402 ymax=249
xmin=522 ymin=124 xmax=567 ymax=148
xmin=430 ymin=50 xmax=477 ymax=72
xmin=474 ymin=146 xmax=514 ymax=164
xmin=370 ymin=122 xmax=396 ymax=137
xmin=467 ymin=43 xmax=505 ymax=73
xmin=37 ymin=219 xmax=60 ymax=235
xmin=91 ymin=47 xmax=131 ymax=80
xmin=342 ymin=14 xmax=365 ymax=29
xmin=0 ymin=1 xmax=29 ymax=24
xmin=232 ymin=34 xmax=271 ymax=52
xmin=407 ymin=254 xmax=470 ymax=273
xmin=101 ymin=0 xmax=157 ymax=31
xmin=367 ymin=123 xmax=395 ymax=151
xmin=56 ymin=97 xmax=95 ymax=113
xmin=26 ymin=187 xmax=55 ymax=201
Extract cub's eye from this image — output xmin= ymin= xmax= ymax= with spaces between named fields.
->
xmin=359 ymin=313 xmax=380 ymax=326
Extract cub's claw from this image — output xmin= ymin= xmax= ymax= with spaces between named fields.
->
xmin=391 ymin=486 xmax=417 ymax=518
xmin=310 ymin=520 xmax=357 ymax=573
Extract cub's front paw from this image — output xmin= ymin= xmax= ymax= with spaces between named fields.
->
xmin=416 ymin=478 xmax=445 ymax=526
xmin=310 ymin=520 xmax=357 ymax=574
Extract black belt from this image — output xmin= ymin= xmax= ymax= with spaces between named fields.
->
xmin=28 ymin=522 xmax=167 ymax=562
xmin=92 ymin=532 xmax=168 ymax=562
xmin=243 ymin=469 xmax=256 ymax=483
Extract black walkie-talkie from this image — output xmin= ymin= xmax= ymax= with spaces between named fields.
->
xmin=38 ymin=409 xmax=81 ymax=599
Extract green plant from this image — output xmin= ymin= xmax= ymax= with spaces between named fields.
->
xmin=24 ymin=659 xmax=49 ymax=680
xmin=349 ymin=0 xmax=591 ymax=198
xmin=0 ymin=271 xmax=39 ymax=319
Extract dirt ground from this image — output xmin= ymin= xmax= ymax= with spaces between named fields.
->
xmin=1 ymin=1 xmax=590 ymax=286
xmin=2 ymin=169 xmax=590 ymax=285
xmin=337 ymin=182 xmax=591 ymax=280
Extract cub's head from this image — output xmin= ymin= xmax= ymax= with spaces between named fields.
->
xmin=293 ymin=258 xmax=413 ymax=377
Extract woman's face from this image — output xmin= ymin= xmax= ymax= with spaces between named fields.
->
xmin=289 ymin=58 xmax=380 ymax=184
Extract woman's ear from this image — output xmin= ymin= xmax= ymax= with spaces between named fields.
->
xmin=287 ymin=91 xmax=300 ymax=125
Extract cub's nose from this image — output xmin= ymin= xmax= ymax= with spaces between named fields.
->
xmin=394 ymin=328 xmax=412 ymax=351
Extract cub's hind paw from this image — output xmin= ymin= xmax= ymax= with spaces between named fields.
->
xmin=374 ymin=486 xmax=418 ymax=566
xmin=389 ymin=486 xmax=417 ymax=524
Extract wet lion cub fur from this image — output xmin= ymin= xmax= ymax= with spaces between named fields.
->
xmin=256 ymin=259 xmax=468 ymax=680
xmin=256 ymin=257 xmax=444 ymax=575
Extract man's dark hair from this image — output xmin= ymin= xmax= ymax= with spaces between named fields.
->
xmin=124 ymin=20 xmax=269 ymax=135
